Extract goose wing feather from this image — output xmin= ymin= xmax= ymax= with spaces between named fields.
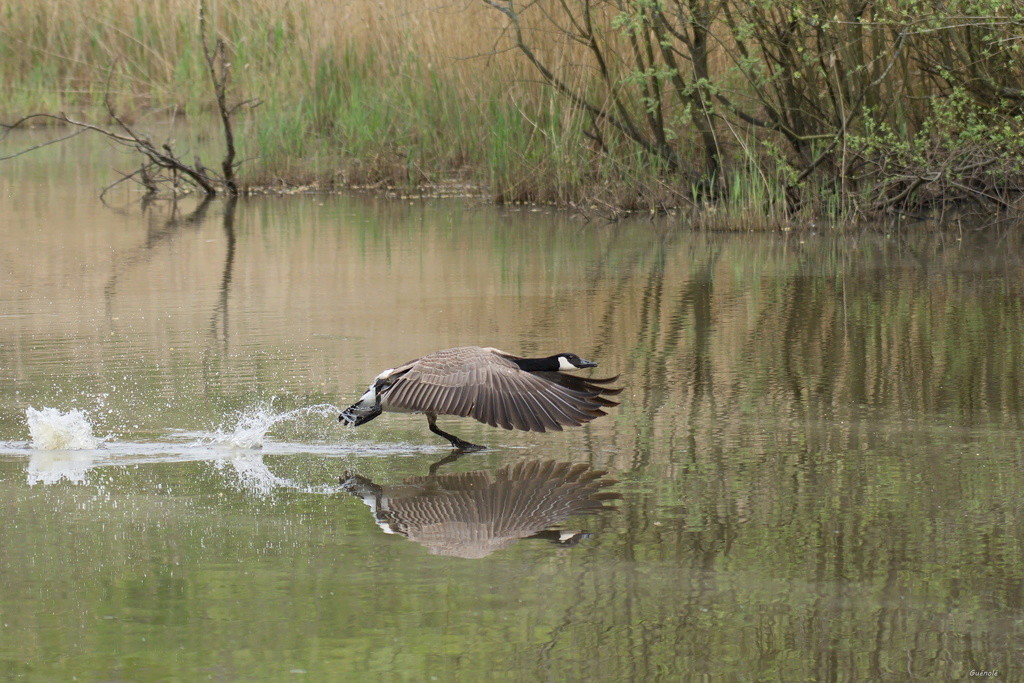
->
xmin=380 ymin=346 xmax=616 ymax=432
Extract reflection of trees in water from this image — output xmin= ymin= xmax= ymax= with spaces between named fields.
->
xmin=745 ymin=246 xmax=1024 ymax=427
xmin=102 ymin=195 xmax=216 ymax=319
xmin=101 ymin=195 xmax=240 ymax=354
xmin=570 ymin=231 xmax=1024 ymax=460
xmin=514 ymin=539 xmax=1019 ymax=680
xmin=209 ymin=195 xmax=236 ymax=348
xmin=533 ymin=231 xmax=1024 ymax=679
xmin=100 ymin=195 xmax=239 ymax=400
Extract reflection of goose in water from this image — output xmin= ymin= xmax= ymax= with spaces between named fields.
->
xmin=339 ymin=460 xmax=620 ymax=559
xmin=340 ymin=346 xmax=621 ymax=451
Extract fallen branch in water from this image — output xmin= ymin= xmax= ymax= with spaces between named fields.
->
xmin=2 ymin=108 xmax=224 ymax=196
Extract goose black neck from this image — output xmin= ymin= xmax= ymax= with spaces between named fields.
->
xmin=513 ymin=356 xmax=560 ymax=372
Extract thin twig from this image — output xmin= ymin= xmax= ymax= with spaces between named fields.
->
xmin=0 ymin=126 xmax=87 ymax=160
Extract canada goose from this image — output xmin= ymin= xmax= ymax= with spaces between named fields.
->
xmin=339 ymin=459 xmax=620 ymax=559
xmin=339 ymin=346 xmax=620 ymax=450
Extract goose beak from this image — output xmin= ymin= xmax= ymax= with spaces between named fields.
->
xmin=340 ymin=404 xmax=382 ymax=426
xmin=577 ymin=358 xmax=598 ymax=369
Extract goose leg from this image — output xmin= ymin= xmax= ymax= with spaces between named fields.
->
xmin=426 ymin=413 xmax=485 ymax=452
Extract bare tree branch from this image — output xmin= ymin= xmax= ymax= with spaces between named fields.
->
xmin=0 ymin=123 xmax=88 ymax=160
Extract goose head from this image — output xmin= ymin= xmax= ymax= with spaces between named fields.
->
xmin=339 ymin=376 xmax=389 ymax=426
xmin=555 ymin=353 xmax=598 ymax=371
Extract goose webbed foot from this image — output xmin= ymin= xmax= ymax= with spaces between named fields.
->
xmin=441 ymin=434 xmax=486 ymax=453
xmin=447 ymin=435 xmax=484 ymax=451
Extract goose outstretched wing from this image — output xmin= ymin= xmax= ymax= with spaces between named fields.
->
xmin=380 ymin=346 xmax=620 ymax=432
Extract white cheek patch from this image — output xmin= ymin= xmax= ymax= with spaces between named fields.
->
xmin=358 ymin=385 xmax=377 ymax=405
xmin=557 ymin=356 xmax=577 ymax=371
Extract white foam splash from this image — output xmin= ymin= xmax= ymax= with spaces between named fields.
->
xmin=26 ymin=407 xmax=103 ymax=450
xmin=211 ymin=402 xmax=341 ymax=449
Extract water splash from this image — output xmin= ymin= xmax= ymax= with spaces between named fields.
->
xmin=26 ymin=407 xmax=103 ymax=450
xmin=210 ymin=401 xmax=341 ymax=449
xmin=13 ymin=400 xmax=426 ymax=491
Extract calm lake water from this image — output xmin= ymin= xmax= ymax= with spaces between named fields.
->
xmin=2 ymin=133 xmax=1023 ymax=680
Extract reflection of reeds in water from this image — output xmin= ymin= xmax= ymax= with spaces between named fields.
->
xmin=341 ymin=460 xmax=620 ymax=559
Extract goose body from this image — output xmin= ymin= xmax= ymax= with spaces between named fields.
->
xmin=339 ymin=346 xmax=620 ymax=450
